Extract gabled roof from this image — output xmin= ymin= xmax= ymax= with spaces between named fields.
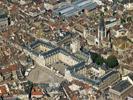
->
xmin=31 ymin=87 xmax=44 ymax=96
xmin=0 ymin=85 xmax=9 ymax=96
xmin=0 ymin=64 xmax=17 ymax=73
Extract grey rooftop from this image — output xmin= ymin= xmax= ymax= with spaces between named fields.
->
xmin=112 ymin=80 xmax=132 ymax=93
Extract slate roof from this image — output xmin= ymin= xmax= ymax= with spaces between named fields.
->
xmin=128 ymin=73 xmax=133 ymax=81
xmin=112 ymin=80 xmax=132 ymax=93
xmin=24 ymin=40 xmax=83 ymax=64
xmin=121 ymin=0 xmax=133 ymax=4
xmin=30 ymin=40 xmax=55 ymax=49
xmin=100 ymin=70 xmax=118 ymax=81
xmin=0 ymin=9 xmax=7 ymax=19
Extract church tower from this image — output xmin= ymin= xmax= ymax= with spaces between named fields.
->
xmin=98 ymin=16 xmax=106 ymax=41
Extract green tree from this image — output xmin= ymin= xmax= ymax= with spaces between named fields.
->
xmin=113 ymin=12 xmax=116 ymax=16
xmin=95 ymin=56 xmax=104 ymax=65
xmin=104 ymin=7 xmax=108 ymax=12
xmin=27 ymin=81 xmax=33 ymax=100
xmin=91 ymin=52 xmax=99 ymax=63
xmin=120 ymin=18 xmax=126 ymax=24
xmin=100 ymin=11 xmax=104 ymax=17
xmin=127 ymin=16 xmax=132 ymax=22
xmin=16 ymin=98 xmax=21 ymax=100
xmin=91 ymin=52 xmax=104 ymax=65
xmin=105 ymin=55 xmax=119 ymax=68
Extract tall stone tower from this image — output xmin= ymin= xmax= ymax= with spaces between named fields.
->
xmin=70 ymin=38 xmax=80 ymax=53
xmin=98 ymin=16 xmax=106 ymax=41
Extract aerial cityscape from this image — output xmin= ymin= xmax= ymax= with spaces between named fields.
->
xmin=0 ymin=0 xmax=133 ymax=100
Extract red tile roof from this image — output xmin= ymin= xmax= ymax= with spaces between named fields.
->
xmin=72 ymin=80 xmax=91 ymax=89
xmin=63 ymin=85 xmax=77 ymax=100
xmin=72 ymin=95 xmax=78 ymax=100
xmin=0 ymin=85 xmax=8 ymax=96
xmin=31 ymin=87 xmax=44 ymax=96
xmin=0 ymin=64 xmax=17 ymax=73
xmin=10 ymin=5 xmax=17 ymax=13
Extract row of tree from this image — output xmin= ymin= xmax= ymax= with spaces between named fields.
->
xmin=90 ymin=52 xmax=119 ymax=68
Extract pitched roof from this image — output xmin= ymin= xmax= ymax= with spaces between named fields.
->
xmin=128 ymin=73 xmax=133 ymax=81
xmin=0 ymin=64 xmax=17 ymax=73
xmin=0 ymin=85 xmax=8 ymax=96
xmin=31 ymin=87 xmax=44 ymax=96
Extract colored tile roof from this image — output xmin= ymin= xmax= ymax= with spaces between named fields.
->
xmin=0 ymin=85 xmax=8 ymax=96
xmin=62 ymin=82 xmax=79 ymax=100
xmin=0 ymin=64 xmax=17 ymax=73
xmin=31 ymin=87 xmax=44 ymax=96
xmin=72 ymin=80 xmax=92 ymax=89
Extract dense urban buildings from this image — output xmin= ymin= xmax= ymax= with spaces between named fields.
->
xmin=0 ymin=0 xmax=132 ymax=100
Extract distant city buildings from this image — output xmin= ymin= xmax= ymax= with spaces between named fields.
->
xmin=0 ymin=0 xmax=132 ymax=99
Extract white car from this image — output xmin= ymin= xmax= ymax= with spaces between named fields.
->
xmin=25 ymin=71 xmax=29 ymax=76
xmin=27 ymin=68 xmax=31 ymax=72
xmin=31 ymin=66 xmax=35 ymax=69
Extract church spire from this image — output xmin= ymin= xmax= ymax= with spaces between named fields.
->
xmin=98 ymin=15 xmax=106 ymax=41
